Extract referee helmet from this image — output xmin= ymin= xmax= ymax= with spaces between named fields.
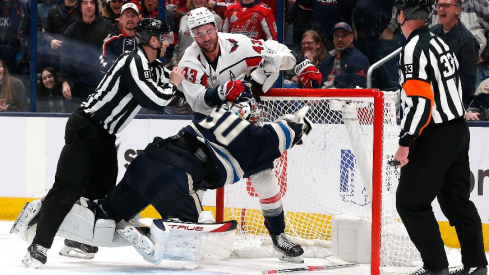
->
xmin=135 ymin=18 xmax=173 ymax=45
xmin=395 ymin=0 xmax=434 ymax=22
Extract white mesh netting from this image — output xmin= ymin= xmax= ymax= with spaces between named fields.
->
xmin=219 ymin=90 xmax=422 ymax=270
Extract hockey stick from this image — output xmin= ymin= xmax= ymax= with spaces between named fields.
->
xmin=262 ymin=262 xmax=357 ymax=274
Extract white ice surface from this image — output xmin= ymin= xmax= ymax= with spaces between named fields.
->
xmin=0 ymin=220 xmax=474 ymax=275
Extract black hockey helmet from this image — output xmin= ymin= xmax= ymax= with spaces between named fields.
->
xmin=395 ymin=0 xmax=434 ymax=21
xmin=135 ymin=18 xmax=172 ymax=45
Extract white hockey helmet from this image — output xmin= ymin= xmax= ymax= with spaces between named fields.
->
xmin=229 ymin=98 xmax=263 ymax=125
xmin=187 ymin=7 xmax=216 ymax=37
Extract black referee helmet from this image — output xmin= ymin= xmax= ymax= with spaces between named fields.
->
xmin=135 ymin=18 xmax=171 ymax=45
xmin=395 ymin=0 xmax=434 ymax=22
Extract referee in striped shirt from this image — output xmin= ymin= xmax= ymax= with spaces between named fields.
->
xmin=393 ymin=1 xmax=487 ymax=274
xmin=22 ymin=18 xmax=184 ymax=268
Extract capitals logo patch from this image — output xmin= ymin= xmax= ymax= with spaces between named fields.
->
xmin=227 ymin=38 xmax=239 ymax=53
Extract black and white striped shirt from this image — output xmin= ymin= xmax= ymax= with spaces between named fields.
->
xmin=398 ymin=25 xmax=465 ymax=147
xmin=81 ymin=45 xmax=176 ymax=134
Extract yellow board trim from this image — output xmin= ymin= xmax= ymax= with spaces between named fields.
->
xmin=2 ymin=197 xmax=488 ymax=251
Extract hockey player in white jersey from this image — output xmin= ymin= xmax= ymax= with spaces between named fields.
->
xmin=176 ymin=7 xmax=321 ymax=263
xmin=178 ymin=7 xmax=322 ymax=115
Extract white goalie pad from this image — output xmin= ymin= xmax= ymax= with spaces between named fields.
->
xmin=56 ymin=199 xmax=129 ymax=247
xmin=122 ymin=218 xmax=238 ymax=264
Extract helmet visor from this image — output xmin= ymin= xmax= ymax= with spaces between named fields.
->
xmin=157 ymin=32 xmax=174 ymax=44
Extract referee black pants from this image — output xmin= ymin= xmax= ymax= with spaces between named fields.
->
xmin=396 ymin=117 xmax=487 ymax=271
xmin=33 ymin=109 xmax=117 ymax=248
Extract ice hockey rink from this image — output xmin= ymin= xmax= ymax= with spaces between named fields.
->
xmin=1 ymin=220 xmax=476 ymax=275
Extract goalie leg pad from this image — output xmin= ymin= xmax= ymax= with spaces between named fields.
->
xmin=56 ymin=200 xmax=117 ymax=247
xmin=118 ymin=220 xmax=168 ymax=265
xmin=10 ymin=200 xmax=42 ymax=241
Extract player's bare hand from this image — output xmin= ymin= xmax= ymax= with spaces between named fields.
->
xmin=169 ymin=67 xmax=184 ymax=87
xmin=0 ymin=98 xmax=9 ymax=111
xmin=62 ymin=81 xmax=72 ymax=100
xmin=394 ymin=146 xmax=409 ymax=168
xmin=50 ymin=39 xmax=62 ymax=50
xmin=465 ymin=112 xmax=480 ymax=121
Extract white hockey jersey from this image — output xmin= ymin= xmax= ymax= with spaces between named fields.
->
xmin=178 ymin=32 xmax=295 ymax=114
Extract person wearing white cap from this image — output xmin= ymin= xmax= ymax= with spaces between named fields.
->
xmin=101 ymin=2 xmax=140 ymax=70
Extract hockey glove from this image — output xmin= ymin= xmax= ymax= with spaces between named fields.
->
xmin=294 ymin=58 xmax=322 ymax=88
xmin=218 ymin=80 xmax=253 ymax=102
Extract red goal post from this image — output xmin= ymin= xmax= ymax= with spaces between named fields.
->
xmin=214 ymin=88 xmax=420 ymax=274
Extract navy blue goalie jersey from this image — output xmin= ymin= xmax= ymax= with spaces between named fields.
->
xmin=182 ymin=107 xmax=305 ymax=187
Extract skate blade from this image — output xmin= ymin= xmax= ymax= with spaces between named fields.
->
xmin=276 ymin=251 xmax=304 ymax=264
xmin=21 ymin=252 xmax=44 ymax=269
xmin=117 ymin=227 xmax=152 ymax=255
xmin=10 ymin=202 xmax=30 ymax=234
xmin=59 ymin=246 xmax=95 ymax=260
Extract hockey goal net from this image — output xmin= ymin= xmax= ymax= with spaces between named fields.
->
xmin=215 ymin=88 xmax=421 ymax=274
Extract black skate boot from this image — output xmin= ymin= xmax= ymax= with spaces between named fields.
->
xmin=270 ymin=233 xmax=304 ymax=263
xmin=59 ymin=239 xmax=98 ymax=259
xmin=410 ymin=268 xmax=449 ymax=275
xmin=450 ymin=266 xmax=488 ymax=275
xmin=22 ymin=243 xmax=48 ymax=268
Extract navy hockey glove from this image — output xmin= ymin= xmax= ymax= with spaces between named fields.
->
xmin=218 ymin=80 xmax=253 ymax=102
xmin=294 ymin=58 xmax=322 ymax=88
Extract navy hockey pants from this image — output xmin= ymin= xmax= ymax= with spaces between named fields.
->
xmin=101 ymin=140 xmax=204 ymax=224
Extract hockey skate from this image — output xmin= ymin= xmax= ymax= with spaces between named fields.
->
xmin=270 ymin=233 xmax=304 ymax=263
xmin=10 ymin=200 xmax=42 ymax=241
xmin=449 ymin=266 xmax=488 ymax=275
xmin=59 ymin=239 xmax=98 ymax=260
xmin=22 ymin=243 xmax=48 ymax=268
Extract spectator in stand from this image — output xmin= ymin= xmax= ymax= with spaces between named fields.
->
xmin=285 ymin=30 xmax=327 ymax=88
xmin=429 ymin=0 xmax=489 ymax=89
xmin=351 ymin=0 xmax=402 ymax=91
xmin=0 ymin=0 xmax=30 ymax=77
xmin=37 ymin=67 xmax=66 ymax=113
xmin=223 ymin=0 xmax=277 ymax=41
xmin=209 ymin=0 xmax=234 ymax=19
xmin=41 ymin=0 xmax=78 ymax=71
xmin=171 ymin=0 xmax=222 ymax=67
xmin=102 ymin=0 xmax=124 ymax=29
xmin=287 ymin=0 xmax=313 ymax=52
xmin=38 ymin=0 xmax=58 ymax=30
xmin=466 ymin=78 xmax=489 ymax=121
xmin=430 ymin=0 xmax=479 ymax=109
xmin=318 ymin=22 xmax=369 ymax=89
xmin=37 ymin=0 xmax=58 ymax=70
xmin=310 ymin=0 xmax=348 ymax=51
xmin=101 ymin=3 xmax=140 ymax=71
xmin=0 ymin=59 xmax=27 ymax=112
xmin=60 ymin=0 xmax=116 ymax=112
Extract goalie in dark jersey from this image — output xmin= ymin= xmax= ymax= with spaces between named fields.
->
xmin=99 ymin=97 xmax=312 ymax=264
xmin=15 ymin=97 xmax=313 ymax=266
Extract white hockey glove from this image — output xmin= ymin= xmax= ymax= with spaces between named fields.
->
xmin=251 ymin=48 xmax=296 ymax=92
xmin=276 ymin=106 xmax=314 ymax=136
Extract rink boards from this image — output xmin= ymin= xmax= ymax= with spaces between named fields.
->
xmin=1 ymin=115 xmax=489 ymax=250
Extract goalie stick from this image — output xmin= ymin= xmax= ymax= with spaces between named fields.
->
xmin=262 ymin=262 xmax=357 ymax=274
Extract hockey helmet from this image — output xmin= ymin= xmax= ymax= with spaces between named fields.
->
xmin=229 ymin=98 xmax=263 ymax=125
xmin=135 ymin=18 xmax=173 ymax=45
xmin=395 ymin=0 xmax=434 ymax=21
xmin=187 ymin=7 xmax=217 ymax=37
